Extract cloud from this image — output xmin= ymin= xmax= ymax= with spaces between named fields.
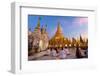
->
xmin=73 ymin=17 xmax=88 ymax=26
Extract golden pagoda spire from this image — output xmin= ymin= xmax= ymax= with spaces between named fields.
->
xmin=35 ymin=17 xmax=41 ymax=29
xmin=56 ymin=22 xmax=62 ymax=34
xmin=54 ymin=22 xmax=64 ymax=38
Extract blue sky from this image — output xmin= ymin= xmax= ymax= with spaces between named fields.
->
xmin=28 ymin=15 xmax=88 ymax=39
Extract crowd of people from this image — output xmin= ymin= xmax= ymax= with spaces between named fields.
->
xmin=45 ymin=47 xmax=70 ymax=59
xmin=45 ymin=46 xmax=88 ymax=59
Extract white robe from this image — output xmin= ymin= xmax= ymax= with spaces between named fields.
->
xmin=59 ymin=50 xmax=67 ymax=59
xmin=64 ymin=48 xmax=70 ymax=55
xmin=51 ymin=50 xmax=57 ymax=57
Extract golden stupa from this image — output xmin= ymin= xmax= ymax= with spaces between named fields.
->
xmin=49 ymin=22 xmax=69 ymax=48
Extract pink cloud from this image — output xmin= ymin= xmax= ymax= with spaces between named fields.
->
xmin=73 ymin=17 xmax=88 ymax=26
xmin=79 ymin=18 xmax=88 ymax=24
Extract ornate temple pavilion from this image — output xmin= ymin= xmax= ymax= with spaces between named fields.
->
xmin=28 ymin=18 xmax=49 ymax=54
xmin=49 ymin=22 xmax=70 ymax=48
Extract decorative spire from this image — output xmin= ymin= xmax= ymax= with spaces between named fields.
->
xmin=53 ymin=22 xmax=64 ymax=39
xmin=35 ymin=17 xmax=41 ymax=29
xmin=80 ymin=35 xmax=84 ymax=43
xmin=56 ymin=22 xmax=62 ymax=35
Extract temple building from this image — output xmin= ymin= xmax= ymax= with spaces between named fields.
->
xmin=28 ymin=18 xmax=49 ymax=55
xmin=49 ymin=22 xmax=70 ymax=48
xmin=28 ymin=18 xmax=88 ymax=56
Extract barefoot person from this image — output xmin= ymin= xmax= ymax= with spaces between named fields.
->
xmin=58 ymin=48 xmax=67 ymax=59
xmin=64 ymin=47 xmax=70 ymax=55
xmin=50 ymin=48 xmax=57 ymax=57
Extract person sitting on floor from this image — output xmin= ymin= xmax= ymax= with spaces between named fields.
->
xmin=50 ymin=48 xmax=58 ymax=57
xmin=58 ymin=48 xmax=67 ymax=59
xmin=64 ymin=47 xmax=70 ymax=55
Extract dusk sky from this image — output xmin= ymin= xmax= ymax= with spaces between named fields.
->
xmin=28 ymin=15 xmax=88 ymax=39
